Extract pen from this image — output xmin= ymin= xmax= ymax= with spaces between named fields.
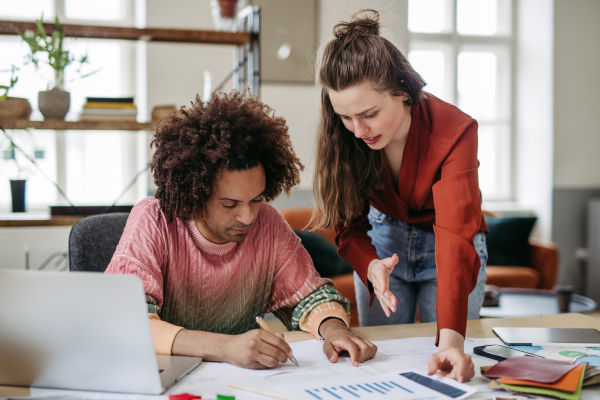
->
xmin=255 ymin=316 xmax=299 ymax=367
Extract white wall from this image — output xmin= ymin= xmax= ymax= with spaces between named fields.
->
xmin=553 ymin=0 xmax=600 ymax=189
xmin=515 ymin=0 xmax=554 ymax=241
xmin=0 ymin=227 xmax=71 ymax=271
xmin=143 ymin=0 xmax=408 ymax=190
xmin=551 ymin=0 xmax=600 ymax=291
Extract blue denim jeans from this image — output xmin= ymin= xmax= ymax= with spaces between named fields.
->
xmin=354 ymin=206 xmax=488 ymax=326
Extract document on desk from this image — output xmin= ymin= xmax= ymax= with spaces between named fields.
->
xmin=174 ymin=337 xmax=480 ymax=399
xmin=279 ymin=369 xmax=476 ymax=400
xmin=244 ymin=336 xmax=444 ymax=378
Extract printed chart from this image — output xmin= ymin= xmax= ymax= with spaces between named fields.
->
xmin=283 ymin=370 xmax=476 ymax=400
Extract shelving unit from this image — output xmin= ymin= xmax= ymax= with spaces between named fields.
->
xmin=0 ymin=214 xmax=83 ymax=227
xmin=0 ymin=5 xmax=261 ymax=132
xmin=0 ymin=119 xmax=155 ymax=131
xmin=0 ymin=21 xmax=252 ymax=45
xmin=0 ymin=7 xmax=261 ymax=227
xmin=0 ymin=5 xmax=260 ymax=95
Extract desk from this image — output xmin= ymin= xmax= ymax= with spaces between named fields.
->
xmin=2 ymin=313 xmax=600 ymax=397
xmin=285 ymin=312 xmax=600 ymax=343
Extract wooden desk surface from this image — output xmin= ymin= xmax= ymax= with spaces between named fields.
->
xmin=2 ymin=314 xmax=599 ymax=397
xmin=284 ymin=312 xmax=600 ymax=343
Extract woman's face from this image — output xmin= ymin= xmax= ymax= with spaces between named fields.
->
xmin=328 ymin=81 xmax=411 ymax=150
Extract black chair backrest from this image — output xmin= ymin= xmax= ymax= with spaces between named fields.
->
xmin=69 ymin=213 xmax=130 ymax=272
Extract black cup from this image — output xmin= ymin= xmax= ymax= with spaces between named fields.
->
xmin=555 ymin=285 xmax=573 ymax=313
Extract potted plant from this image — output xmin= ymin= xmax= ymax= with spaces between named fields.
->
xmin=18 ymin=16 xmax=97 ymax=120
xmin=210 ymin=0 xmax=239 ymax=31
xmin=1 ymin=127 xmax=43 ymax=212
xmin=0 ymin=65 xmax=32 ymax=120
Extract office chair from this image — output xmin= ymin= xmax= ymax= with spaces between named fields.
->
xmin=69 ymin=213 xmax=130 ymax=272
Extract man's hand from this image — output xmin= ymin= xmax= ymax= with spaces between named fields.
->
xmin=367 ymin=255 xmax=399 ymax=316
xmin=426 ymin=329 xmax=475 ymax=382
xmin=223 ymin=329 xmax=293 ymax=370
xmin=173 ymin=328 xmax=292 ymax=370
xmin=319 ymin=318 xmax=377 ymax=367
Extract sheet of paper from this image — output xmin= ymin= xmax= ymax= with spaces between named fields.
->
xmin=279 ymin=369 xmax=476 ymax=400
xmin=242 ymin=339 xmax=352 ymax=377
xmin=30 ymin=386 xmax=165 ymax=400
xmin=172 ymin=362 xmax=279 ymax=400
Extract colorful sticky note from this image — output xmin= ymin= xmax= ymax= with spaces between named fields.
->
xmin=169 ymin=393 xmax=202 ymax=400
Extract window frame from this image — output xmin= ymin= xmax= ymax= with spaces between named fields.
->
xmin=0 ymin=0 xmax=143 ymax=213
xmin=408 ymin=0 xmax=517 ymax=201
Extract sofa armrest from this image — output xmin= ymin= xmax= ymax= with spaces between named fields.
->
xmin=528 ymin=239 xmax=559 ymax=290
xmin=278 ymin=207 xmax=337 ymax=245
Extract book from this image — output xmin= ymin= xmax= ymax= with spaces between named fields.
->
xmin=83 ymin=102 xmax=137 ymax=109
xmin=81 ymin=108 xmax=138 ymax=116
xmin=85 ymin=97 xmax=134 ymax=103
xmin=79 ymin=114 xmax=138 ymax=122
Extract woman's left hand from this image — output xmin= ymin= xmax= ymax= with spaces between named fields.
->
xmin=426 ymin=328 xmax=475 ymax=382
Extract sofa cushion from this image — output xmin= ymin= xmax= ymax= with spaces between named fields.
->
xmin=485 ymin=216 xmax=537 ymax=266
xmin=294 ymin=230 xmax=353 ymax=278
xmin=486 ymin=266 xmax=540 ymax=289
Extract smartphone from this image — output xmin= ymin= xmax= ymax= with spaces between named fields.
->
xmin=473 ymin=345 xmax=543 ymax=361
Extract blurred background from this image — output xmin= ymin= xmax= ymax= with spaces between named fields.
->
xmin=0 ymin=0 xmax=599 ymax=301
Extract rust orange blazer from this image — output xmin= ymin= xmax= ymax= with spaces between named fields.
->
xmin=335 ymin=93 xmax=488 ymax=342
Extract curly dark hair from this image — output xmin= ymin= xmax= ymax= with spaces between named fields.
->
xmin=150 ymin=90 xmax=304 ymax=222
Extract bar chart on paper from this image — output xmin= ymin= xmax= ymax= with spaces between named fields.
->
xmin=283 ymin=370 xmax=476 ymax=400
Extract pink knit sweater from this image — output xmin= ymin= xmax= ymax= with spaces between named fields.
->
xmin=105 ymin=197 xmax=349 ymax=354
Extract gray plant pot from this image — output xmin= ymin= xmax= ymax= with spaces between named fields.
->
xmin=38 ymin=89 xmax=70 ymax=120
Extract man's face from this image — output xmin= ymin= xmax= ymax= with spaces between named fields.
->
xmin=196 ymin=164 xmax=266 ymax=244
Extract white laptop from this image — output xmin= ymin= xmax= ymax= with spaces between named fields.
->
xmin=0 ymin=270 xmax=202 ymax=394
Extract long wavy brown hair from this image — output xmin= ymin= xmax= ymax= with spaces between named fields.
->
xmin=312 ymin=9 xmax=426 ymax=230
xmin=150 ymin=90 xmax=303 ymax=223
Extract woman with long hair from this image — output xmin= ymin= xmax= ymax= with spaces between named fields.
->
xmin=312 ymin=10 xmax=488 ymax=382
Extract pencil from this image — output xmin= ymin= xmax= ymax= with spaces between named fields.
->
xmin=228 ymin=383 xmax=298 ymax=400
xmin=255 ymin=316 xmax=299 ymax=366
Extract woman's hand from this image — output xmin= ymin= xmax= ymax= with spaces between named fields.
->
xmin=426 ymin=329 xmax=475 ymax=382
xmin=367 ymin=254 xmax=399 ymax=316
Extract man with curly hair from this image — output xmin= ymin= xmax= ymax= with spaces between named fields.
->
xmin=105 ymin=90 xmax=376 ymax=370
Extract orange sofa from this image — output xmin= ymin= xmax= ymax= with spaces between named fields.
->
xmin=280 ymin=207 xmax=560 ymax=326
xmin=486 ymin=238 xmax=559 ymax=290
xmin=279 ymin=208 xmax=359 ymax=326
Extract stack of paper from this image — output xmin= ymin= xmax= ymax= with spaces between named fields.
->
xmin=482 ymin=356 xmax=598 ymax=399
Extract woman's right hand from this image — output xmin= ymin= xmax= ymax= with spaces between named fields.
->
xmin=367 ymin=254 xmax=399 ymax=317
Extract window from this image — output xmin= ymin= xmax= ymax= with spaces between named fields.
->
xmin=0 ymin=0 xmax=144 ymax=212
xmin=408 ymin=0 xmax=514 ymax=200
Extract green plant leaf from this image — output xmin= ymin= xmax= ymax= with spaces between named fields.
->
xmin=79 ymin=67 xmax=101 ymax=79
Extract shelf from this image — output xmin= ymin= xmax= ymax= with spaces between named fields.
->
xmin=0 ymin=20 xmax=252 ymax=45
xmin=0 ymin=214 xmax=83 ymax=227
xmin=0 ymin=119 xmax=156 ymax=131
